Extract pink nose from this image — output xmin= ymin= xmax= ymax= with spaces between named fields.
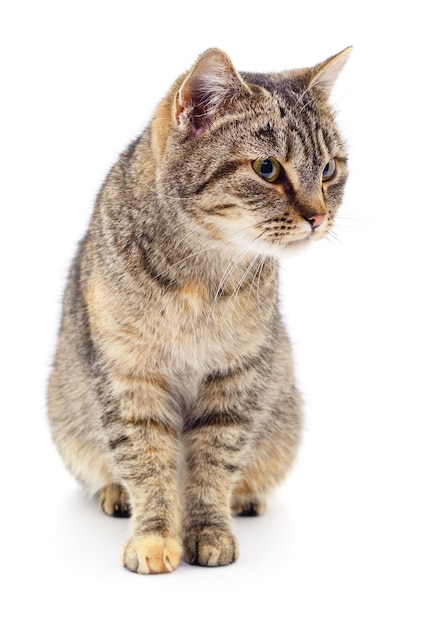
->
xmin=305 ymin=213 xmax=326 ymax=230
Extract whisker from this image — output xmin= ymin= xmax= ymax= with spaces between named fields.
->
xmin=153 ymin=232 xmax=239 ymax=281
xmin=153 ymin=220 xmax=266 ymax=281
xmin=207 ymin=246 xmax=252 ymax=320
xmin=247 ymin=255 xmax=271 ymax=330
xmin=130 ymin=173 xmax=196 ymax=202
xmin=324 ymin=229 xmax=344 ymax=249
xmin=299 ymin=95 xmax=317 ymax=113
xmin=225 ymin=253 xmax=261 ymax=317
xmin=172 ymin=224 xmax=205 ymax=255
xmin=255 ymin=255 xmax=269 ymax=321
xmin=296 ymin=73 xmax=330 ymax=106
xmin=333 ymin=214 xmax=370 ymax=233
xmin=247 ymin=254 xmax=266 ymax=302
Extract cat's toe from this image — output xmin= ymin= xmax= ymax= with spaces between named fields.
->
xmin=184 ymin=527 xmax=239 ymax=567
xmin=97 ymin=483 xmax=131 ymax=518
xmin=122 ymin=534 xmax=182 ymax=574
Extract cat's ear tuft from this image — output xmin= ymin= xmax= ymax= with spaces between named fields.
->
xmin=308 ymin=47 xmax=352 ymax=100
xmin=175 ymin=48 xmax=248 ymax=139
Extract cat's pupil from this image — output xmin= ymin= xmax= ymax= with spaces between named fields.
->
xmin=261 ymin=160 xmax=273 ymax=175
xmin=252 ymin=157 xmax=281 ymax=183
xmin=322 ymin=158 xmax=336 ymax=181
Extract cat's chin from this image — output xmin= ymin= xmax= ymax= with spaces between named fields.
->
xmin=281 ymin=238 xmax=312 ymax=258
xmin=249 ymin=237 xmax=312 ymax=261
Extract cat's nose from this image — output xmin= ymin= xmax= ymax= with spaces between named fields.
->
xmin=304 ymin=212 xmax=326 ymax=230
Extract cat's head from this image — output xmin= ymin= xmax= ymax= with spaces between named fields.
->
xmin=151 ymin=47 xmax=351 ymax=257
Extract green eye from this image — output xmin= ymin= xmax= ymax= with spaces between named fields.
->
xmin=252 ymin=157 xmax=282 ymax=183
xmin=322 ymin=158 xmax=336 ymax=182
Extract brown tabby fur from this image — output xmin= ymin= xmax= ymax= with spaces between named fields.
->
xmin=47 ymin=47 xmax=351 ymax=574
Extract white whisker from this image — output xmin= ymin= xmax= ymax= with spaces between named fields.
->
xmin=172 ymin=224 xmax=205 ymax=255
xmin=324 ymin=229 xmax=344 ymax=249
xmin=299 ymin=95 xmax=317 ymax=113
xmin=255 ymin=255 xmax=268 ymax=317
xmin=247 ymin=254 xmax=266 ymax=302
xmin=153 ymin=220 xmax=265 ymax=281
xmin=207 ymin=246 xmax=252 ymax=320
xmin=225 ymin=252 xmax=261 ymax=317
xmin=333 ymin=214 xmax=369 ymax=233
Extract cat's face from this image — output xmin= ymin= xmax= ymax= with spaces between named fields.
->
xmin=152 ymin=48 xmax=350 ymax=259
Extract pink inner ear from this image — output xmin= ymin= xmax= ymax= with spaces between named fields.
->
xmin=187 ymin=83 xmax=213 ymax=138
xmin=176 ymin=79 xmax=209 ymax=138
xmin=189 ymin=124 xmax=207 ymax=139
xmin=176 ymin=49 xmax=244 ymax=139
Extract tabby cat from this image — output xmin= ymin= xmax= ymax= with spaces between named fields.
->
xmin=48 ymin=47 xmax=351 ymax=574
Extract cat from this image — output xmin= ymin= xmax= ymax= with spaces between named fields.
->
xmin=47 ymin=47 xmax=351 ymax=574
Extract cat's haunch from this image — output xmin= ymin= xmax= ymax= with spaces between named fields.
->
xmin=48 ymin=47 xmax=351 ymax=574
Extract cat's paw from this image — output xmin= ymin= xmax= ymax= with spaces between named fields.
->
xmin=122 ymin=534 xmax=182 ymax=574
xmin=184 ymin=527 xmax=239 ymax=567
xmin=231 ymin=500 xmax=266 ymax=517
xmin=97 ymin=483 xmax=131 ymax=518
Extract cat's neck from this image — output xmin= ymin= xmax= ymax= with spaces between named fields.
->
xmin=138 ymin=207 xmax=277 ymax=299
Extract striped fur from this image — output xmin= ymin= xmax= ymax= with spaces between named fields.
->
xmin=47 ymin=48 xmax=350 ymax=574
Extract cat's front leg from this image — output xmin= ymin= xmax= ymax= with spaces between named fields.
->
xmin=106 ymin=373 xmax=182 ymax=574
xmin=183 ymin=419 xmax=245 ymax=566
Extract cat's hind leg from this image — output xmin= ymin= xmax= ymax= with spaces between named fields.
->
xmin=53 ymin=428 xmax=131 ymax=517
xmin=97 ymin=483 xmax=131 ymax=518
xmin=231 ymin=429 xmax=299 ymax=517
xmin=231 ymin=462 xmax=269 ymax=517
xmin=231 ymin=486 xmax=267 ymax=517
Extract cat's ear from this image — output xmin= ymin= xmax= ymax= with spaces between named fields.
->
xmin=307 ymin=47 xmax=352 ymax=100
xmin=175 ymin=48 xmax=248 ymax=138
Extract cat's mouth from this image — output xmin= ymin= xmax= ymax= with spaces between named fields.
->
xmin=256 ymin=213 xmax=330 ymax=250
xmin=288 ymin=229 xmax=326 ymax=245
xmin=216 ymin=215 xmax=328 ymax=257
xmin=281 ymin=233 xmax=314 ymax=254
xmin=274 ymin=222 xmax=330 ymax=254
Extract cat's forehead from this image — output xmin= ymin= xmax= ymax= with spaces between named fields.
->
xmin=241 ymin=71 xmax=303 ymax=100
xmin=231 ymin=78 xmax=341 ymax=166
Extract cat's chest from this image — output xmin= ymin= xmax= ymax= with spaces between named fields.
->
xmin=157 ymin=280 xmax=266 ymax=370
xmin=88 ymin=268 xmax=270 ymax=378
xmin=126 ymin=273 xmax=270 ymax=380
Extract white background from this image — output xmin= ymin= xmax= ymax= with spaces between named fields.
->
xmin=2 ymin=1 xmax=425 ymax=624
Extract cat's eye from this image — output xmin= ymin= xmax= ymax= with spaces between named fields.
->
xmin=252 ymin=158 xmax=282 ymax=183
xmin=322 ymin=159 xmax=336 ymax=182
